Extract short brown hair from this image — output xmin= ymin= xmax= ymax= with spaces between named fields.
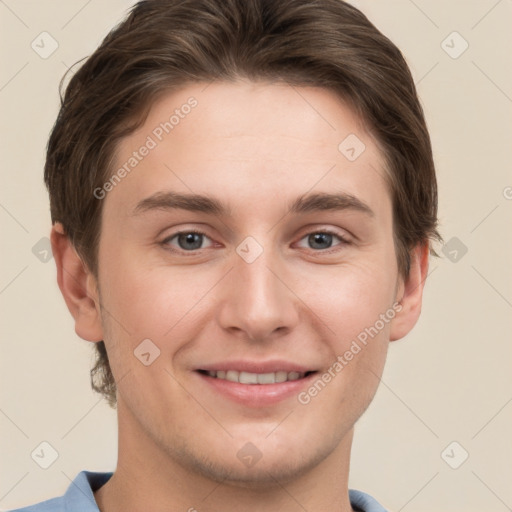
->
xmin=45 ymin=0 xmax=442 ymax=408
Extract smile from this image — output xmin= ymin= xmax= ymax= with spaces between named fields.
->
xmin=199 ymin=369 xmax=314 ymax=384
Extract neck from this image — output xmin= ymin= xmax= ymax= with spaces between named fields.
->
xmin=94 ymin=399 xmax=356 ymax=512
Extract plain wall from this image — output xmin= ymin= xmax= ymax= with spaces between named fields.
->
xmin=1 ymin=1 xmax=511 ymax=510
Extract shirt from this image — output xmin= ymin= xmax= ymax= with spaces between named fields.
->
xmin=8 ymin=471 xmax=389 ymax=511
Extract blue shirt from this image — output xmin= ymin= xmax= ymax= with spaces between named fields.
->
xmin=8 ymin=471 xmax=389 ymax=511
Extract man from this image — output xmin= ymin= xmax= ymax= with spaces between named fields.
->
xmin=11 ymin=0 xmax=441 ymax=510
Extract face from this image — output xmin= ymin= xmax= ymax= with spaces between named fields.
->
xmin=89 ymin=80 xmax=408 ymax=484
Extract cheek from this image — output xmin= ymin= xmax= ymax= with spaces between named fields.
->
xmin=318 ymin=265 xmax=396 ymax=400
xmin=297 ymin=262 xmax=395 ymax=410
xmin=98 ymin=253 xmax=221 ymax=369
xmin=300 ymin=259 xmax=397 ymax=343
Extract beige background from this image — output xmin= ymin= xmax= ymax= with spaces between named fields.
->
xmin=1 ymin=1 xmax=511 ymax=511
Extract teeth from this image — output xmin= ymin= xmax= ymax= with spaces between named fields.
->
xmin=226 ymin=370 xmax=239 ymax=382
xmin=204 ymin=370 xmax=308 ymax=384
xmin=275 ymin=371 xmax=288 ymax=383
xmin=239 ymin=371 xmax=258 ymax=384
xmin=257 ymin=373 xmax=275 ymax=384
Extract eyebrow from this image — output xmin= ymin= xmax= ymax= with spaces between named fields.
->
xmin=132 ymin=190 xmax=375 ymax=218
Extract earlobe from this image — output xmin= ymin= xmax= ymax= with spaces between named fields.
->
xmin=389 ymin=242 xmax=430 ymax=342
xmin=50 ymin=223 xmax=104 ymax=342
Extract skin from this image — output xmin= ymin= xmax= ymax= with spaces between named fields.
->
xmin=52 ymin=80 xmax=429 ymax=512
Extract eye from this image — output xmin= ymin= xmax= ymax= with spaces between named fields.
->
xmin=296 ymin=230 xmax=350 ymax=252
xmin=162 ymin=230 xmax=214 ymax=252
xmin=161 ymin=228 xmax=350 ymax=255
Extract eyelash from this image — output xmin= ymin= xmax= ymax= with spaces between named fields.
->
xmin=161 ymin=228 xmax=350 ymax=255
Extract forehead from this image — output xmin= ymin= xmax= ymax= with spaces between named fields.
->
xmin=106 ymin=80 xmax=390 ymax=222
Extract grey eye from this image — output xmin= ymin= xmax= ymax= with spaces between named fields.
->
xmin=308 ymin=232 xmax=335 ymax=250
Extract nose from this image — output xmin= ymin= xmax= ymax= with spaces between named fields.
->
xmin=217 ymin=244 xmax=300 ymax=343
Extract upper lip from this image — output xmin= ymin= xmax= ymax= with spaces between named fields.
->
xmin=196 ymin=360 xmax=317 ymax=374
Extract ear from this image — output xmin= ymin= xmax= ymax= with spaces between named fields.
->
xmin=389 ymin=242 xmax=430 ymax=342
xmin=50 ymin=222 xmax=104 ymax=342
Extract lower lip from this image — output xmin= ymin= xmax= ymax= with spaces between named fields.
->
xmin=196 ymin=372 xmax=317 ymax=407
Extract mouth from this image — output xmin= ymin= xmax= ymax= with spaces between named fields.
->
xmin=197 ymin=369 xmax=316 ymax=384
xmin=194 ymin=362 xmax=319 ymax=407
xmin=198 ymin=370 xmax=316 ymax=385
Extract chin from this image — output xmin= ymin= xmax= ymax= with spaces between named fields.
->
xmin=172 ymin=438 xmax=334 ymax=488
